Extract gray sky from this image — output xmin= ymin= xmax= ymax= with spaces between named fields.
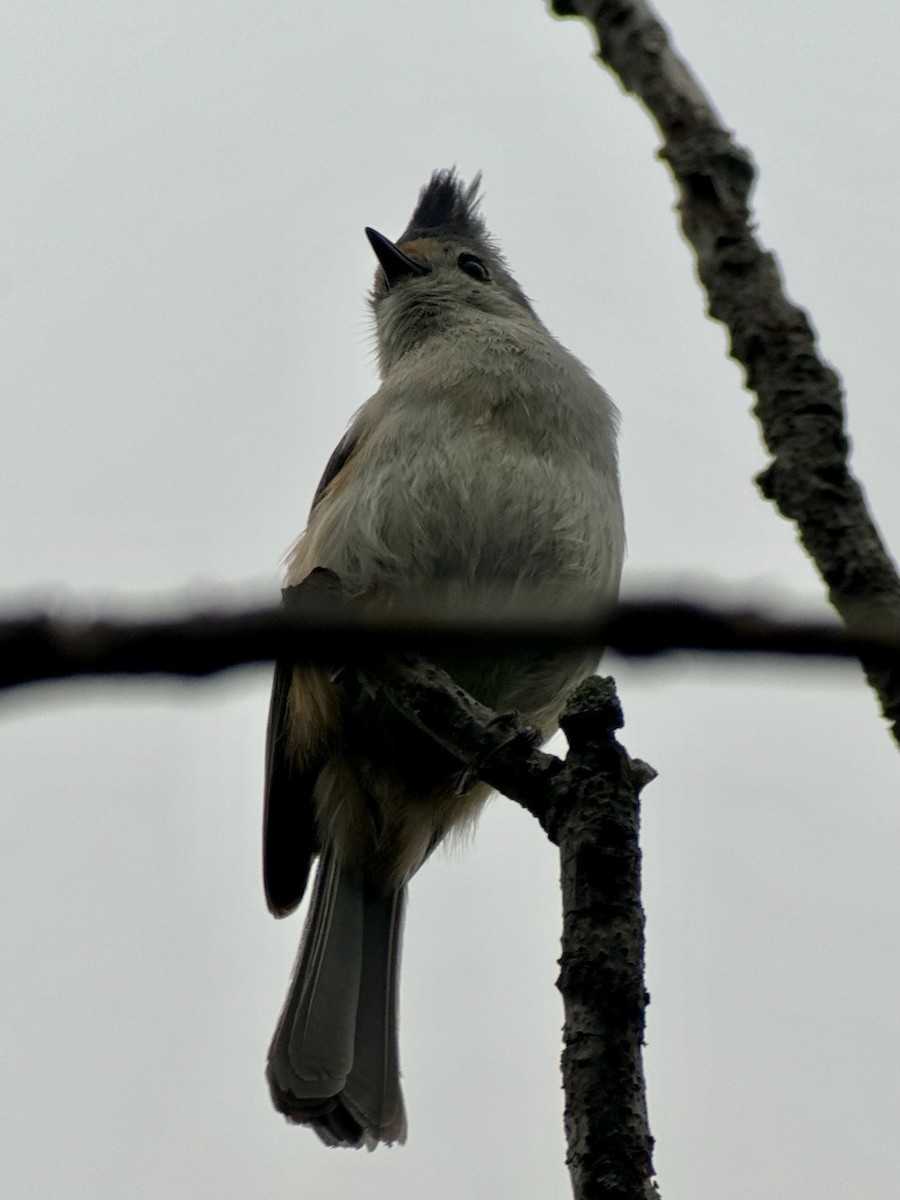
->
xmin=2 ymin=2 xmax=899 ymax=1197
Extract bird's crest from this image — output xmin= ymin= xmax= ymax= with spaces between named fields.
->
xmin=398 ymin=169 xmax=487 ymax=244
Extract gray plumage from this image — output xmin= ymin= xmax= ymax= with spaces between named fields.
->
xmin=264 ymin=169 xmax=625 ymax=1148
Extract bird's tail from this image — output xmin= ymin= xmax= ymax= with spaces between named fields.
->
xmin=266 ymin=850 xmax=407 ymax=1148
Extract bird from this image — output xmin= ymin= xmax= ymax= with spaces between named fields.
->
xmin=263 ymin=169 xmax=625 ymax=1148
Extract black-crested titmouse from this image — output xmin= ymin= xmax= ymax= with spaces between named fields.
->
xmin=263 ymin=170 xmax=625 ymax=1148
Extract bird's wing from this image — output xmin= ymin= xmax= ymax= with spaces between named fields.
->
xmin=263 ymin=427 xmax=362 ymax=917
xmin=310 ymin=426 xmax=360 ymax=514
xmin=263 ymin=656 xmax=320 ymax=916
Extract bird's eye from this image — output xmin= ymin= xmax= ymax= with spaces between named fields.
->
xmin=458 ymin=253 xmax=491 ymax=283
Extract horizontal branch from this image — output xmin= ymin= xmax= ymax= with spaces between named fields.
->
xmin=1 ymin=589 xmax=899 ymax=692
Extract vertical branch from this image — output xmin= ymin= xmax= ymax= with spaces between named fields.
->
xmin=547 ymin=678 xmax=658 ymax=1200
xmin=550 ymin=0 xmax=900 ymax=743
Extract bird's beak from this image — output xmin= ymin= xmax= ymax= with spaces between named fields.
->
xmin=365 ymin=227 xmax=430 ymax=287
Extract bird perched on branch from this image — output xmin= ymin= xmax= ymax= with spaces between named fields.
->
xmin=263 ymin=169 xmax=625 ymax=1147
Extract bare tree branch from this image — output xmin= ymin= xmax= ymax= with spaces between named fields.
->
xmin=549 ymin=0 xmax=900 ymax=744
xmin=554 ymin=679 xmax=658 ymax=1200
xmin=352 ymin=652 xmax=564 ymax=821
xmin=2 ymin=586 xmax=900 ymax=694
xmin=342 ymin=654 xmax=658 ymax=1200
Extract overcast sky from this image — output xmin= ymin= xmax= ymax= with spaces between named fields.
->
xmin=2 ymin=3 xmax=899 ymax=1198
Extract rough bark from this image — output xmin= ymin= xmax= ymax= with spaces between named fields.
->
xmin=551 ymin=679 xmax=658 ymax=1200
xmin=550 ymin=0 xmax=900 ymax=743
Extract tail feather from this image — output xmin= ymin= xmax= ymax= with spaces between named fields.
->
xmin=267 ymin=851 xmax=407 ymax=1148
xmin=342 ymin=886 xmax=406 ymax=1144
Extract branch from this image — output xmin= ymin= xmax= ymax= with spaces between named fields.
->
xmin=549 ymin=0 xmax=900 ymax=744
xmin=3 ymin=586 xmax=900 ymax=693
xmin=352 ymin=653 xmax=564 ymax=824
xmin=341 ymin=657 xmax=658 ymax=1200
xmin=554 ymin=680 xmax=658 ymax=1200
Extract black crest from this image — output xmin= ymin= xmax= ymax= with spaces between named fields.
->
xmin=399 ymin=169 xmax=487 ymax=244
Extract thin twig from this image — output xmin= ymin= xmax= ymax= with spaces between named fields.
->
xmin=550 ymin=0 xmax=900 ymax=743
